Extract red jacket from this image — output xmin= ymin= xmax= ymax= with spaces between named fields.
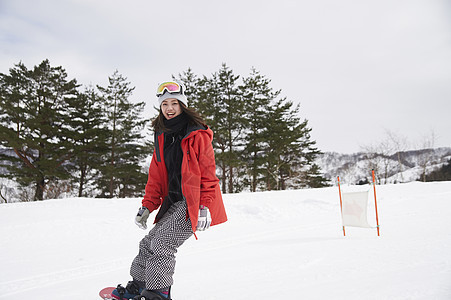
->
xmin=142 ymin=125 xmax=227 ymax=233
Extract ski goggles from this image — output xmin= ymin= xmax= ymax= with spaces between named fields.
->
xmin=156 ymin=81 xmax=184 ymax=97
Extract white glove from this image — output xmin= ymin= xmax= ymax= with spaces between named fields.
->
xmin=197 ymin=205 xmax=211 ymax=231
xmin=135 ymin=207 xmax=150 ymax=230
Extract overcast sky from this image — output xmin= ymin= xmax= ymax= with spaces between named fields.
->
xmin=1 ymin=0 xmax=450 ymax=153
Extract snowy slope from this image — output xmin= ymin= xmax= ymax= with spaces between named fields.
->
xmin=1 ymin=182 xmax=451 ymax=299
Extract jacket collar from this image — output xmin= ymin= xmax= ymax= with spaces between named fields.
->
xmin=154 ymin=124 xmax=208 ymax=162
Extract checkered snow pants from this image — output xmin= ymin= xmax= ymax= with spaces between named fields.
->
xmin=130 ymin=200 xmax=193 ymax=290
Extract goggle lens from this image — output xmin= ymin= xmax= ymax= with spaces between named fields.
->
xmin=156 ymin=82 xmax=182 ymax=96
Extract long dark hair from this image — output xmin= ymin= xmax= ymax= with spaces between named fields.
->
xmin=151 ymin=101 xmax=207 ymax=132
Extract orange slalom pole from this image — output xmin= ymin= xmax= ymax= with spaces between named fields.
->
xmin=337 ymin=176 xmax=346 ymax=236
xmin=372 ymin=170 xmax=380 ymax=236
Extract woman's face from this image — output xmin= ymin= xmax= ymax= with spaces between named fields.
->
xmin=161 ymin=98 xmax=182 ymax=120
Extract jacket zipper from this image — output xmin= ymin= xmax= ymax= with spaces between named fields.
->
xmin=186 ymin=150 xmax=190 ymax=170
xmin=181 ymin=141 xmax=198 ymax=239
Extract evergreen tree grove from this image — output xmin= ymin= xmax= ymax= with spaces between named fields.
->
xmin=0 ymin=60 xmax=78 ymax=200
xmin=0 ymin=60 xmax=327 ymax=201
xmin=0 ymin=61 xmax=151 ymax=201
xmin=176 ymin=65 xmax=327 ymax=192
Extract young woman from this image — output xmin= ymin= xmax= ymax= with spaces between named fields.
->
xmin=112 ymin=81 xmax=227 ymax=300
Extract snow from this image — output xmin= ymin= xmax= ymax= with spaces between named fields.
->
xmin=1 ymin=182 xmax=451 ymax=299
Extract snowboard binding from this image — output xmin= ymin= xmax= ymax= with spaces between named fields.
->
xmin=133 ymin=289 xmax=171 ymax=300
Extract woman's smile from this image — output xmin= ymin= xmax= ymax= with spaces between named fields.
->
xmin=161 ymin=98 xmax=182 ymax=120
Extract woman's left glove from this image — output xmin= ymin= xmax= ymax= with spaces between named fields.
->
xmin=135 ymin=207 xmax=150 ymax=230
xmin=197 ymin=205 xmax=211 ymax=231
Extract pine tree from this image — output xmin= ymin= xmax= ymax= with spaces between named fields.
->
xmin=97 ymin=71 xmax=148 ymax=198
xmin=194 ymin=74 xmax=220 ymax=130
xmin=64 ymin=86 xmax=109 ymax=197
xmin=213 ymin=64 xmax=246 ymax=193
xmin=262 ymin=99 xmax=323 ymax=190
xmin=174 ymin=68 xmax=199 ymax=108
xmin=189 ymin=73 xmax=223 ymax=191
xmin=181 ymin=65 xmax=243 ymax=193
xmin=304 ymin=163 xmax=330 ymax=188
xmin=240 ymin=68 xmax=279 ymax=192
xmin=0 ymin=60 xmax=78 ymax=200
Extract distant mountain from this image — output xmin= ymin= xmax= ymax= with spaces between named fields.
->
xmin=316 ymin=147 xmax=451 ymax=185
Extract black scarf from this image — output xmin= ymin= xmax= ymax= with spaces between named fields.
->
xmin=155 ymin=112 xmax=189 ymax=220
xmin=163 ymin=111 xmax=189 ymax=134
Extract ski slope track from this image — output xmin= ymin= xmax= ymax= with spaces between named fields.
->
xmin=1 ymin=182 xmax=450 ymax=299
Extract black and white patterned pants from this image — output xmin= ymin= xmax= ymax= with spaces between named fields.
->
xmin=130 ymin=200 xmax=193 ymax=290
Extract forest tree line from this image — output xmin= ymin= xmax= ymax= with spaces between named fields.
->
xmin=0 ymin=59 xmax=327 ymax=202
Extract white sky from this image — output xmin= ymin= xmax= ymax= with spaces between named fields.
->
xmin=1 ymin=0 xmax=450 ymax=153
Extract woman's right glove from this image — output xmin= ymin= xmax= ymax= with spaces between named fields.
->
xmin=135 ymin=207 xmax=150 ymax=230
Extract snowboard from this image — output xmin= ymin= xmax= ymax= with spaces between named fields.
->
xmin=99 ymin=287 xmax=116 ymax=300
xmin=100 ymin=286 xmax=172 ymax=300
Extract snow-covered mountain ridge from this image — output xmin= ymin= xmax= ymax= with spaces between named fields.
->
xmin=316 ymin=147 xmax=451 ymax=185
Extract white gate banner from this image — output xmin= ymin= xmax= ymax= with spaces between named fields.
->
xmin=341 ymin=191 xmax=372 ymax=228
